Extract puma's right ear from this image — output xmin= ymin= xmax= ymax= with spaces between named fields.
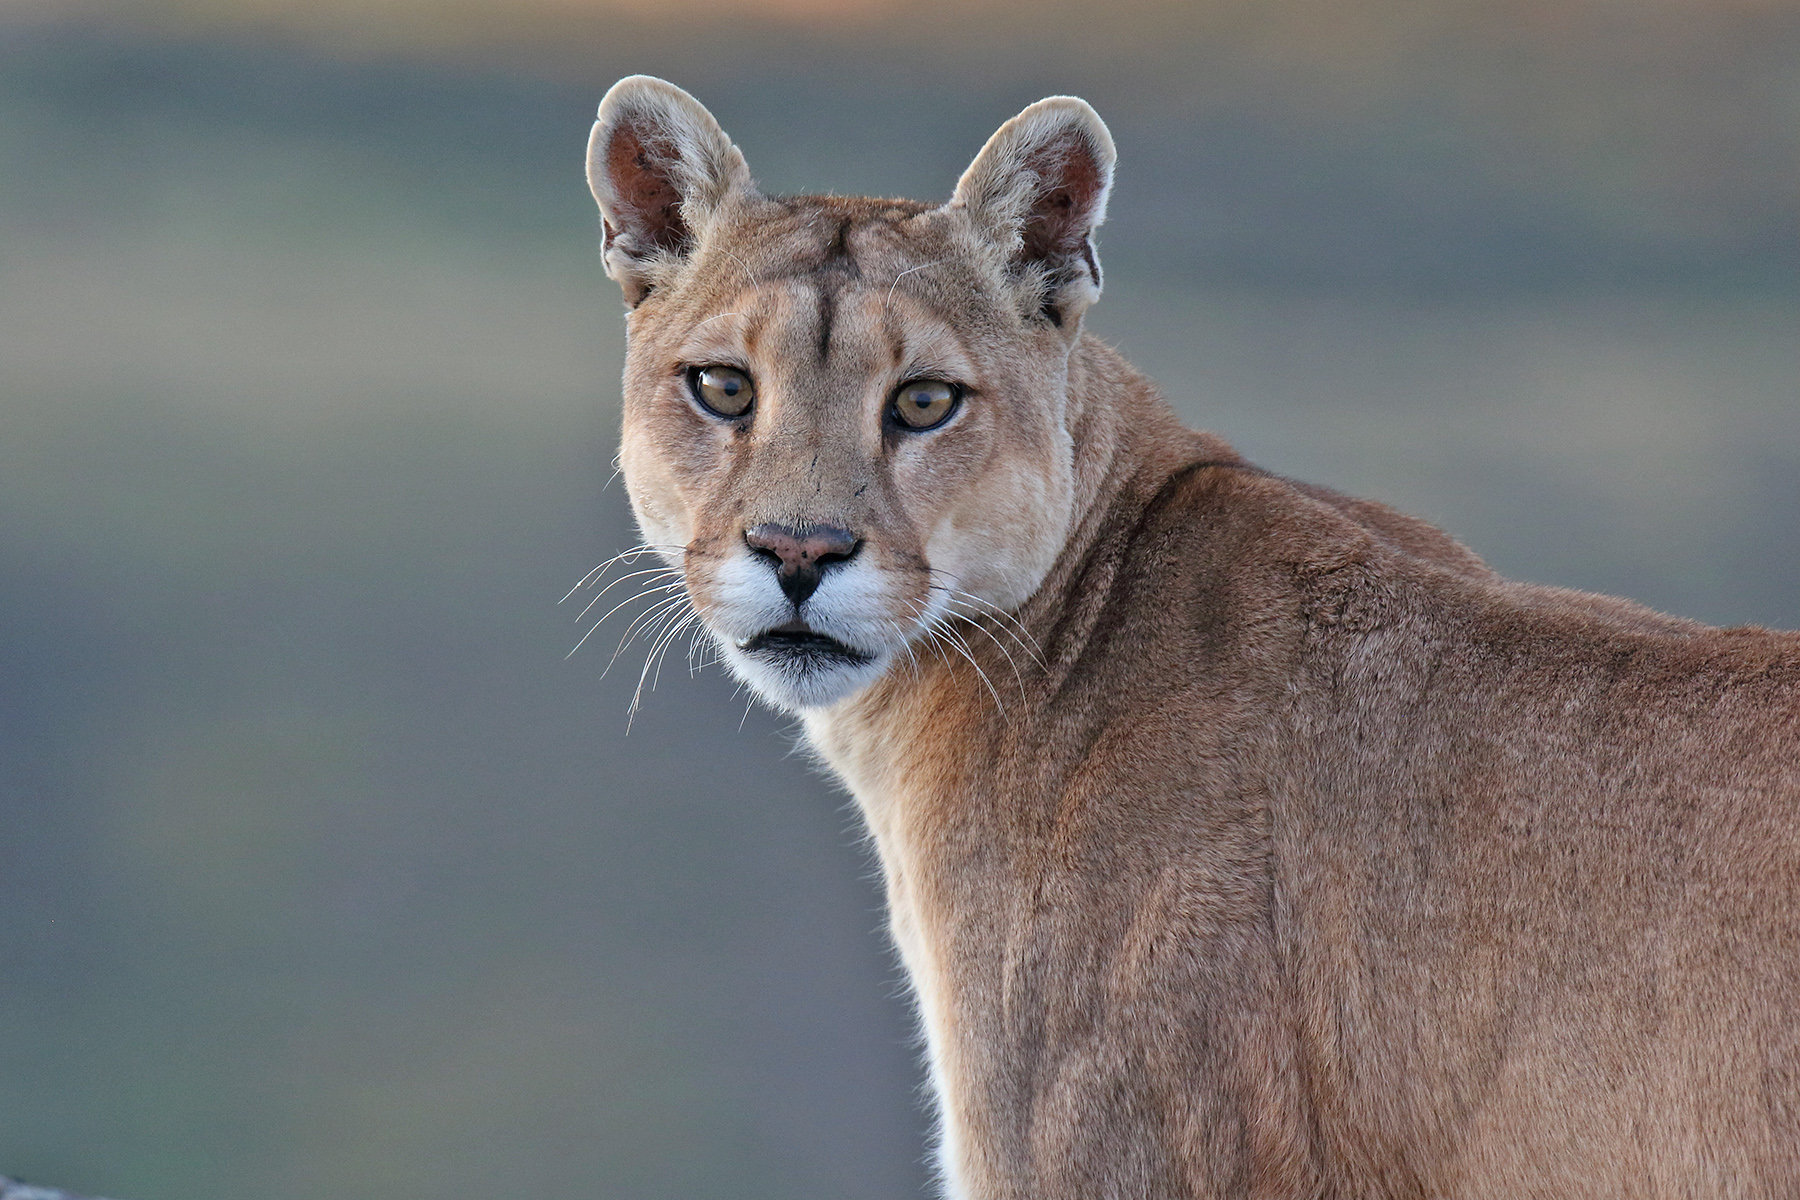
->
xmin=950 ymin=97 xmax=1115 ymax=330
xmin=587 ymin=76 xmax=754 ymax=306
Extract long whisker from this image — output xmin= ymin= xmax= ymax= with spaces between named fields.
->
xmin=566 ymin=541 xmax=724 ymax=725
xmin=881 ymin=617 xmax=923 ymax=682
xmin=954 ymin=608 xmax=1029 ymax=697
xmin=565 ymin=617 xmax=614 ymax=660
xmin=657 ymin=616 xmax=701 ymax=690
xmin=575 ymin=567 xmax=683 ymax=622
xmin=951 ymin=591 xmax=1044 ymax=660
xmin=642 ymin=612 xmax=701 ymax=702
xmin=936 ymin=592 xmax=1043 ymax=673
xmin=949 ymin=596 xmax=1045 ymax=681
xmin=625 ymin=608 xmax=698 ymax=730
xmin=923 ymin=570 xmax=1045 ymax=663
xmin=570 ymin=581 xmax=686 ymax=659
xmin=564 ymin=542 xmax=681 ymax=591
xmin=590 ymin=593 xmax=687 ymax=675
xmin=907 ymin=596 xmax=959 ymax=676
xmin=687 ymin=624 xmax=715 ymax=676
xmin=562 ymin=544 xmax=687 ymax=602
xmin=568 ymin=579 xmax=683 ymax=661
xmin=920 ymin=623 xmax=954 ymax=672
xmin=935 ymin=621 xmax=1004 ymax=711
xmin=608 ymin=592 xmax=693 ymax=667
xmin=634 ymin=607 xmax=701 ymax=714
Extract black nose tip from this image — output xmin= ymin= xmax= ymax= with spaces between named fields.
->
xmin=744 ymin=523 xmax=861 ymax=608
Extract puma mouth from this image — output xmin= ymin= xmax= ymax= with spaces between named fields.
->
xmin=738 ymin=622 xmax=873 ymax=665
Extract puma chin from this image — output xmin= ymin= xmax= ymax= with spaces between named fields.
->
xmin=697 ymin=547 xmax=909 ymax=711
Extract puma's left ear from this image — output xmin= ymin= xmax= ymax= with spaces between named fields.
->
xmin=949 ymin=96 xmax=1116 ymax=329
xmin=588 ymin=76 xmax=755 ymax=306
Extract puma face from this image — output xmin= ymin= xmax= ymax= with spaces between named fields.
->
xmin=589 ymin=77 xmax=1115 ymax=711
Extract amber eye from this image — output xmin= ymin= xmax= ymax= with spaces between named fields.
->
xmin=690 ymin=365 xmax=755 ymax=418
xmin=889 ymin=379 xmax=960 ymax=431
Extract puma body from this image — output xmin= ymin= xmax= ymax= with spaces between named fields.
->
xmin=587 ymin=77 xmax=1800 ymax=1197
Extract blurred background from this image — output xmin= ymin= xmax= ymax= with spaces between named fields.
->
xmin=0 ymin=0 xmax=1795 ymax=1196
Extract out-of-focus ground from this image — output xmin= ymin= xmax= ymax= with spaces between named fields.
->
xmin=0 ymin=3 xmax=1795 ymax=1198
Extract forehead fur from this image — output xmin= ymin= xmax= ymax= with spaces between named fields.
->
xmin=641 ymin=193 xmax=1007 ymax=332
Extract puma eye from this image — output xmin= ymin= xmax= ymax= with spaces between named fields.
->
xmin=889 ymin=379 xmax=960 ymax=431
xmin=689 ymin=365 xmax=755 ymax=418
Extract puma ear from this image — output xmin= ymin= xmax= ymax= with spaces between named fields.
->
xmin=949 ymin=96 xmax=1116 ymax=329
xmin=587 ymin=76 xmax=755 ymax=306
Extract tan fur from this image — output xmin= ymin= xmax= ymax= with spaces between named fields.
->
xmin=588 ymin=77 xmax=1800 ymax=1198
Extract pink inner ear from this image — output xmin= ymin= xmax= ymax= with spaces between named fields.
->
xmin=606 ymin=124 xmax=690 ymax=255
xmin=1018 ymin=136 xmax=1104 ymax=267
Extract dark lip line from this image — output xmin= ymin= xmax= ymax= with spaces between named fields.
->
xmin=738 ymin=625 xmax=874 ymax=665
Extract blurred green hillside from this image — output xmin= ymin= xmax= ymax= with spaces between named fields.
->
xmin=0 ymin=5 xmax=1795 ymax=1199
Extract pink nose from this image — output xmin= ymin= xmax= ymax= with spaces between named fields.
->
xmin=744 ymin=523 xmax=861 ymax=608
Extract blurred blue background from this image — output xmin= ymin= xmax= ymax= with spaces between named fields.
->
xmin=0 ymin=2 xmax=1795 ymax=1196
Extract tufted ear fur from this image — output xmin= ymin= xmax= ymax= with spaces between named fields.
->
xmin=587 ymin=76 xmax=755 ymax=306
xmin=949 ymin=97 xmax=1116 ymax=330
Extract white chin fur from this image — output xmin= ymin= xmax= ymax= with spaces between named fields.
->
xmin=716 ymin=636 xmax=893 ymax=712
xmin=694 ymin=552 xmax=930 ymax=712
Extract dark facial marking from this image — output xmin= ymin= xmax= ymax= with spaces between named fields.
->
xmin=816 ymin=285 xmax=837 ymax=364
xmin=784 ymin=216 xmax=868 ymax=363
xmin=824 ymin=217 xmax=851 ymax=262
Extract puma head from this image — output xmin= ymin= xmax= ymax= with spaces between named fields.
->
xmin=588 ymin=75 xmax=1115 ymax=711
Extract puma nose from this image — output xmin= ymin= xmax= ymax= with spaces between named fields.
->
xmin=744 ymin=523 xmax=862 ymax=608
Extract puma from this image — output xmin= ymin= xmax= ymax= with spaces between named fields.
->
xmin=585 ymin=76 xmax=1800 ymax=1198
